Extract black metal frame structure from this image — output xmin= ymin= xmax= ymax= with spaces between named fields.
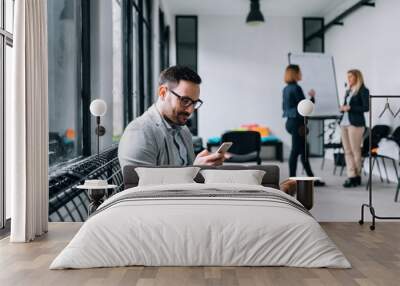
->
xmin=359 ymin=95 xmax=400 ymax=231
xmin=159 ymin=9 xmax=170 ymax=71
xmin=123 ymin=0 xmax=134 ymax=124
xmin=145 ymin=0 xmax=153 ymax=109
xmin=305 ymin=0 xmax=375 ymax=47
xmin=137 ymin=0 xmax=145 ymax=114
xmin=49 ymin=145 xmax=123 ymax=222
xmin=81 ymin=0 xmax=91 ymax=156
xmin=0 ymin=0 xmax=14 ymax=231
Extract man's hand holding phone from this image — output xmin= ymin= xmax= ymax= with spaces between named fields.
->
xmin=193 ymin=142 xmax=233 ymax=166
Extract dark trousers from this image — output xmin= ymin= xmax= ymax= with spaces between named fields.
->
xmin=286 ymin=120 xmax=314 ymax=177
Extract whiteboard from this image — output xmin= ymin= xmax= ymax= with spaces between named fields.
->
xmin=289 ymin=53 xmax=340 ymax=117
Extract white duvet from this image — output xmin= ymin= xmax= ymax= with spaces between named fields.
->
xmin=50 ymin=183 xmax=351 ymax=269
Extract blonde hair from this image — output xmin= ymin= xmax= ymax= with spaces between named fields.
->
xmin=348 ymin=69 xmax=364 ymax=93
xmin=284 ymin=64 xmax=301 ymax=84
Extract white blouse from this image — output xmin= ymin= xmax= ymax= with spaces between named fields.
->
xmin=340 ymin=90 xmax=354 ymax=127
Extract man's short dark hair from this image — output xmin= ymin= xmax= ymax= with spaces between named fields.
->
xmin=159 ymin=66 xmax=202 ymax=87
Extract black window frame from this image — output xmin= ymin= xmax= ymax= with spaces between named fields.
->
xmin=81 ymin=0 xmax=91 ymax=156
xmin=159 ymin=8 xmax=170 ymax=71
xmin=144 ymin=0 xmax=153 ymax=109
xmin=123 ymin=0 xmax=134 ymax=125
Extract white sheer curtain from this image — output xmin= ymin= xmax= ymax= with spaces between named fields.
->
xmin=8 ymin=0 xmax=48 ymax=242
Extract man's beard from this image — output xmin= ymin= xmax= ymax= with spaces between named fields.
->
xmin=176 ymin=112 xmax=191 ymax=125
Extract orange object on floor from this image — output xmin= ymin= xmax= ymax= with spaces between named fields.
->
xmin=65 ymin=128 xmax=76 ymax=140
xmin=240 ymin=124 xmax=270 ymax=137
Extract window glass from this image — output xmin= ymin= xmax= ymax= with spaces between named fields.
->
xmin=112 ymin=0 xmax=123 ymax=142
xmin=177 ymin=18 xmax=196 ymax=43
xmin=5 ymin=43 xmax=12 ymax=219
xmin=0 ymin=38 xmax=3 ymax=227
xmin=143 ymin=0 xmax=152 ymax=109
xmin=132 ymin=7 xmax=140 ymax=118
xmin=47 ymin=0 xmax=82 ymax=166
xmin=176 ymin=17 xmax=197 ymax=72
xmin=2 ymin=0 xmax=15 ymax=224
xmin=159 ymin=10 xmax=170 ymax=71
xmin=0 ymin=0 xmax=2 ymax=28
xmin=143 ymin=21 xmax=150 ymax=108
xmin=5 ymin=0 xmax=14 ymax=33
xmin=176 ymin=16 xmax=198 ymax=135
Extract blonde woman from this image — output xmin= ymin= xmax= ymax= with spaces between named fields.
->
xmin=340 ymin=69 xmax=370 ymax=187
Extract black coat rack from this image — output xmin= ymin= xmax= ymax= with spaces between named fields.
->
xmin=359 ymin=95 xmax=400 ymax=230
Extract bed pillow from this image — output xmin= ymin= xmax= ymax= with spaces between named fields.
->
xmin=200 ymin=169 xmax=266 ymax=185
xmin=135 ymin=167 xmax=201 ymax=186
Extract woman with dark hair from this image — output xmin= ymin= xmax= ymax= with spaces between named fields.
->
xmin=340 ymin=69 xmax=369 ymax=187
xmin=282 ymin=64 xmax=325 ymax=186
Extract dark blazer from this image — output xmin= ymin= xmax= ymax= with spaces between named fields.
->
xmin=341 ymin=85 xmax=370 ymax=127
xmin=282 ymin=82 xmax=314 ymax=134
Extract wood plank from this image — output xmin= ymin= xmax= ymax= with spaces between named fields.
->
xmin=0 ymin=222 xmax=399 ymax=286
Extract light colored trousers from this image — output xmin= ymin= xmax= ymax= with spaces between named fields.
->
xmin=341 ymin=126 xmax=365 ymax=177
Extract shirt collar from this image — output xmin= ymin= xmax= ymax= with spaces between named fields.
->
xmin=155 ymin=106 xmax=182 ymax=133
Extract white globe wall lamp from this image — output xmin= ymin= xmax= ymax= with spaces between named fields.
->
xmin=89 ymin=99 xmax=107 ymax=157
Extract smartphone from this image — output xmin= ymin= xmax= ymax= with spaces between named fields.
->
xmin=216 ymin=142 xmax=233 ymax=153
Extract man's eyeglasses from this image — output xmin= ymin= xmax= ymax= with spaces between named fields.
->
xmin=168 ymin=89 xmax=203 ymax=110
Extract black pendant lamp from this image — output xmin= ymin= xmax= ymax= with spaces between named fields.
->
xmin=246 ymin=0 xmax=265 ymax=25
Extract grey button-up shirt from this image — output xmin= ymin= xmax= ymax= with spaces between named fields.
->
xmin=159 ymin=114 xmax=189 ymax=166
xmin=118 ymin=105 xmax=195 ymax=169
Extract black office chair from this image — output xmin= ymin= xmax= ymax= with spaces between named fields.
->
xmin=333 ymin=149 xmax=346 ymax=176
xmin=373 ymin=126 xmax=400 ymax=201
xmin=192 ymin=136 xmax=204 ymax=155
xmin=362 ymin=125 xmax=391 ymax=189
xmin=221 ymin=131 xmax=262 ymax=165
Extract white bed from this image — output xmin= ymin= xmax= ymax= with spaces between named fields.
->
xmin=50 ymin=183 xmax=351 ymax=269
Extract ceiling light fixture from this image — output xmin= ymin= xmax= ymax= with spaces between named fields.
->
xmin=246 ymin=0 xmax=265 ymax=25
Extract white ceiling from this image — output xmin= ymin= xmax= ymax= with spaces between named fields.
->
xmin=164 ymin=0 xmax=352 ymax=17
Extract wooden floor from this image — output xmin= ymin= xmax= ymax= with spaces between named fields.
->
xmin=1 ymin=222 xmax=400 ymax=286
